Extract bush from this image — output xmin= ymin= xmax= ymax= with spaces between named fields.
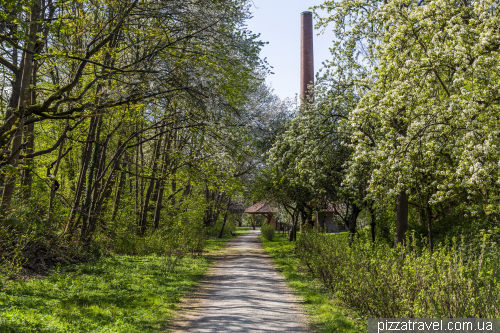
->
xmin=296 ymin=231 xmax=500 ymax=318
xmin=205 ymin=215 xmax=237 ymax=238
xmin=261 ymin=223 xmax=275 ymax=241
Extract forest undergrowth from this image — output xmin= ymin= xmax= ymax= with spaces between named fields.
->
xmin=0 ymin=226 xmax=247 ymax=333
xmin=295 ymin=230 xmax=500 ymax=319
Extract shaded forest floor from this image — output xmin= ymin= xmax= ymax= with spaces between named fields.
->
xmin=260 ymin=233 xmax=365 ymax=333
xmin=0 ymin=231 xmax=252 ymax=333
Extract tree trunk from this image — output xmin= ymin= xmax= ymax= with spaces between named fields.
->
xmin=348 ymin=204 xmax=361 ymax=244
xmin=153 ymin=135 xmax=171 ymax=229
xmin=138 ymin=133 xmax=145 ymax=227
xmin=396 ymin=189 xmax=408 ymax=245
xmin=48 ymin=126 xmax=67 ymax=224
xmin=1 ymin=3 xmax=39 ymax=214
xmin=300 ymin=210 xmax=306 ymax=232
xmin=288 ymin=211 xmax=298 ymax=242
xmin=20 ymin=62 xmax=38 ymax=199
xmin=426 ymin=204 xmax=433 ymax=252
xmin=80 ymin=118 xmax=103 ymax=241
xmin=171 ymin=178 xmax=177 ymax=206
xmin=65 ymin=116 xmax=98 ymax=233
xmin=0 ymin=50 xmax=24 ymax=195
xmin=153 ymin=183 xmax=164 ymax=230
xmin=134 ymin=132 xmax=140 ymax=217
xmin=218 ymin=203 xmax=230 ymax=239
xmin=369 ymin=206 xmax=376 ymax=243
xmin=86 ymin=129 xmax=113 ymax=237
xmin=139 ymin=134 xmax=163 ymax=235
xmin=111 ymin=150 xmax=127 ymax=222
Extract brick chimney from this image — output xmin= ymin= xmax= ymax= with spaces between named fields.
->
xmin=300 ymin=11 xmax=314 ymax=106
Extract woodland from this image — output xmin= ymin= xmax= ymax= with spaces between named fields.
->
xmin=1 ymin=0 xmax=500 ymax=325
xmin=0 ymin=0 xmax=291 ymax=278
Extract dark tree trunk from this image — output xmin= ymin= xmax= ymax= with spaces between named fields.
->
xmin=218 ymin=203 xmax=230 ymax=239
xmin=1 ymin=4 xmax=39 ymax=214
xmin=171 ymin=177 xmax=176 ymax=206
xmin=153 ymin=136 xmax=171 ymax=229
xmin=288 ymin=211 xmax=298 ymax=242
xmin=66 ymin=116 xmax=98 ymax=233
xmin=139 ymin=134 xmax=163 ymax=235
xmin=426 ymin=204 xmax=433 ymax=252
xmin=111 ymin=153 xmax=127 ymax=222
xmin=0 ymin=50 xmax=24 ymax=195
xmin=396 ymin=189 xmax=408 ymax=245
xmin=48 ymin=128 xmax=68 ymax=224
xmin=300 ymin=210 xmax=306 ymax=232
xmin=369 ymin=206 xmax=376 ymax=243
xmin=139 ymin=134 xmax=145 ymax=225
xmin=134 ymin=134 xmax=140 ymax=216
xmin=153 ymin=183 xmax=164 ymax=230
xmin=348 ymin=204 xmax=361 ymax=244
xmin=20 ymin=62 xmax=38 ymax=199
xmin=80 ymin=118 xmax=103 ymax=241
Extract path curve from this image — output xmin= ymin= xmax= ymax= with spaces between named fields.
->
xmin=169 ymin=231 xmax=310 ymax=333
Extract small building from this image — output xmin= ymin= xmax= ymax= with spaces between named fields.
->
xmin=315 ymin=202 xmax=347 ymax=233
xmin=244 ymin=200 xmax=281 ymax=230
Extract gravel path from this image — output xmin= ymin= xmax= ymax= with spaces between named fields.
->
xmin=169 ymin=230 xmax=310 ymax=333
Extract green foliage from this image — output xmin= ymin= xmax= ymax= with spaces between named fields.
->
xmin=0 ymin=235 xmax=240 ymax=332
xmin=205 ymin=214 xmax=237 ymax=239
xmin=296 ymin=232 xmax=500 ymax=318
xmin=103 ymin=201 xmax=208 ymax=256
xmin=106 ymin=228 xmax=206 ymax=257
xmin=1 ymin=0 xmax=290 ymax=277
xmin=260 ymin=223 xmax=275 ymax=241
xmin=261 ymin=233 xmax=363 ymax=333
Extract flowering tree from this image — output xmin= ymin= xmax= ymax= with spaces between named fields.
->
xmin=346 ymin=0 xmax=500 ymax=249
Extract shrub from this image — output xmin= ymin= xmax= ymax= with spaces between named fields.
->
xmin=261 ymin=223 xmax=275 ymax=241
xmin=296 ymin=231 xmax=500 ymax=318
xmin=205 ymin=215 xmax=237 ymax=238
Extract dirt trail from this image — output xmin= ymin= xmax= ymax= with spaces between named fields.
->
xmin=169 ymin=231 xmax=310 ymax=333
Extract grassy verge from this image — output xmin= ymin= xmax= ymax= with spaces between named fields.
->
xmin=0 ymin=234 xmax=242 ymax=333
xmin=260 ymin=233 xmax=365 ymax=333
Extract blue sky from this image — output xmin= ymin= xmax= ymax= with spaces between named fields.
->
xmin=245 ymin=0 xmax=336 ymax=101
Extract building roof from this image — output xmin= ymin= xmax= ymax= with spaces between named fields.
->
xmin=314 ymin=201 xmax=346 ymax=213
xmin=244 ymin=200 xmax=277 ymax=214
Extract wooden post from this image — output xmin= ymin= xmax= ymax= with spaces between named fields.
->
xmin=252 ymin=214 xmax=255 ymax=230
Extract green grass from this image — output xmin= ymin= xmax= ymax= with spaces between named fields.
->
xmin=235 ymin=228 xmax=256 ymax=235
xmin=260 ymin=233 xmax=365 ymax=333
xmin=0 ymin=236 xmax=238 ymax=333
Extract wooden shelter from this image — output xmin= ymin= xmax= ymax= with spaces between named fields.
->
xmin=244 ymin=200 xmax=279 ymax=230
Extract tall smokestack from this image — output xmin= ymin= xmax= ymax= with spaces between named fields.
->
xmin=300 ymin=11 xmax=314 ymax=106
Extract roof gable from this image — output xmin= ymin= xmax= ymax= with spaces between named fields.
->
xmin=244 ymin=200 xmax=277 ymax=214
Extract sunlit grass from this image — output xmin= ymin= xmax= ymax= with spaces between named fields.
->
xmin=0 ymin=236 xmax=239 ymax=333
xmin=260 ymin=233 xmax=365 ymax=333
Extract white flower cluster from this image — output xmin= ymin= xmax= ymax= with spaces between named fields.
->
xmin=268 ymin=0 xmax=500 ymax=218
xmin=345 ymin=0 xmax=500 ymax=210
